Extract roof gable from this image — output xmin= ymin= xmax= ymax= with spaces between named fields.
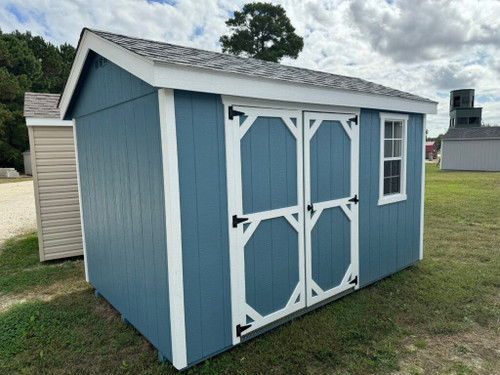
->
xmin=59 ymin=28 xmax=438 ymax=118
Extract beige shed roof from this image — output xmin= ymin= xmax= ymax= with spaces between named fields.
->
xmin=24 ymin=92 xmax=61 ymax=118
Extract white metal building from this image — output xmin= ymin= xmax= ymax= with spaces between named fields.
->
xmin=441 ymin=127 xmax=500 ymax=172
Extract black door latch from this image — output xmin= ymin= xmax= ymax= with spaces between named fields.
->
xmin=307 ymin=203 xmax=315 ymax=212
xmin=232 ymin=215 xmax=249 ymax=228
xmin=348 ymin=195 xmax=359 ymax=204
xmin=349 ymin=276 xmax=358 ymax=285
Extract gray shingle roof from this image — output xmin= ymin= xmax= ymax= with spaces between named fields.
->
xmin=24 ymin=92 xmax=61 ymax=118
xmin=88 ymin=29 xmax=436 ymax=104
xmin=442 ymin=127 xmax=500 ymax=140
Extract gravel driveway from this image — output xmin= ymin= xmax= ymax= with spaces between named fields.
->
xmin=0 ymin=181 xmax=37 ymax=248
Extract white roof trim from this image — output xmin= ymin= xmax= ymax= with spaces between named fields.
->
xmin=26 ymin=117 xmax=72 ymax=126
xmin=60 ymin=29 xmax=438 ymax=119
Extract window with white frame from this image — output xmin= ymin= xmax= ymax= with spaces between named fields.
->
xmin=379 ymin=113 xmax=408 ymax=205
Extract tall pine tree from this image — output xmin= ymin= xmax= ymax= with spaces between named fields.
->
xmin=0 ymin=30 xmax=75 ymax=172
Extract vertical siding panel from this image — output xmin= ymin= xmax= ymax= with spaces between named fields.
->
xmin=102 ymin=108 xmax=119 ymax=309
xmin=359 ymin=110 xmax=422 ymax=286
xmin=175 ymin=91 xmax=232 ymax=365
xmin=405 ymin=115 xmax=416 ymax=268
xmin=73 ymin=54 xmax=171 ymax=362
xmin=115 ymin=107 xmax=134 ymax=321
xmin=358 ymin=111 xmax=371 ymax=285
xmin=412 ymin=115 xmax=423 ymax=263
xmin=369 ymin=110 xmax=381 ymax=282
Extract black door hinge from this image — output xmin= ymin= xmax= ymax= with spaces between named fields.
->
xmin=349 ymin=115 xmax=358 ymax=125
xmin=236 ymin=323 xmax=252 ymax=337
xmin=307 ymin=203 xmax=315 ymax=212
xmin=228 ymin=106 xmax=245 ymax=120
xmin=348 ymin=195 xmax=359 ymax=204
xmin=349 ymin=276 xmax=358 ymax=285
xmin=232 ymin=215 xmax=249 ymax=228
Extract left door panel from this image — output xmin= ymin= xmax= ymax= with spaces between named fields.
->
xmin=225 ymin=105 xmax=306 ymax=344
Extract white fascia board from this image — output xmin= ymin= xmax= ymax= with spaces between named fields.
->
xmin=59 ymin=30 xmax=155 ymax=119
xmin=26 ymin=118 xmax=72 ymax=126
xmin=153 ymin=62 xmax=438 ymax=115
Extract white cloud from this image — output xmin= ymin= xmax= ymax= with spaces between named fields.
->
xmin=1 ymin=0 xmax=500 ymax=136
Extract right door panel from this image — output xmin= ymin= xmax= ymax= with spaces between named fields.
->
xmin=304 ymin=112 xmax=360 ymax=306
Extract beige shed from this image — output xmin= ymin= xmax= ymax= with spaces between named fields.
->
xmin=24 ymin=93 xmax=84 ymax=261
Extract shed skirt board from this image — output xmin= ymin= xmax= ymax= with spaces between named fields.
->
xmin=225 ymin=105 xmax=360 ymax=344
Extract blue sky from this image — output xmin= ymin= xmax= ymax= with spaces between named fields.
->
xmin=2 ymin=0 xmax=499 ymax=136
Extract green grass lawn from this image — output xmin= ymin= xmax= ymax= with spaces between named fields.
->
xmin=0 ymin=165 xmax=498 ymax=374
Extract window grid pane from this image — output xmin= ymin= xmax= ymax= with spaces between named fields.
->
xmin=382 ymin=119 xmax=405 ymax=197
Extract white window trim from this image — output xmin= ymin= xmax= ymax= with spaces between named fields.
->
xmin=378 ymin=112 xmax=409 ymax=206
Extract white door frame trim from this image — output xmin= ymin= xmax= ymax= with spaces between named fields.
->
xmin=158 ymin=88 xmax=187 ymax=369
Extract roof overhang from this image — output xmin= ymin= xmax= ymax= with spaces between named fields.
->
xmin=60 ymin=29 xmax=438 ymax=119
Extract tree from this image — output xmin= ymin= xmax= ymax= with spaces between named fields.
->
xmin=220 ymin=2 xmax=304 ymax=62
xmin=0 ymin=29 xmax=75 ymax=171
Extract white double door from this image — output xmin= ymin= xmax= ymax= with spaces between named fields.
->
xmin=225 ymin=105 xmax=359 ymax=343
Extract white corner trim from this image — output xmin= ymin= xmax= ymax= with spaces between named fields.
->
xmin=420 ymin=115 xmax=426 ymax=260
xmin=26 ymin=117 xmax=73 ymax=126
xmin=378 ymin=113 xmax=408 ymax=206
xmin=158 ymin=88 xmax=187 ymax=369
xmin=59 ymin=29 xmax=438 ymax=119
xmin=72 ymin=119 xmax=88 ymax=282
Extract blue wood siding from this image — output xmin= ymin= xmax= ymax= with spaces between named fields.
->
xmin=241 ymin=117 xmax=298 ymax=214
xmin=73 ymin=54 xmax=172 ymax=361
xmin=310 ymin=119 xmax=350 ymax=202
xmin=358 ymin=109 xmax=423 ymax=287
xmin=174 ymin=91 xmax=232 ymax=365
xmin=312 ymin=207 xmax=351 ymax=290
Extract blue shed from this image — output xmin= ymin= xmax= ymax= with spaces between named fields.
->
xmin=60 ymin=28 xmax=438 ymax=370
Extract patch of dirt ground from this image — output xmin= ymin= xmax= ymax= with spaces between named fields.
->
xmin=0 ymin=180 xmax=36 ymax=248
xmin=396 ymin=324 xmax=500 ymax=375
xmin=0 ymin=275 xmax=89 ymax=313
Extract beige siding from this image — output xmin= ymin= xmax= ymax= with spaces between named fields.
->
xmin=29 ymin=125 xmax=83 ymax=261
